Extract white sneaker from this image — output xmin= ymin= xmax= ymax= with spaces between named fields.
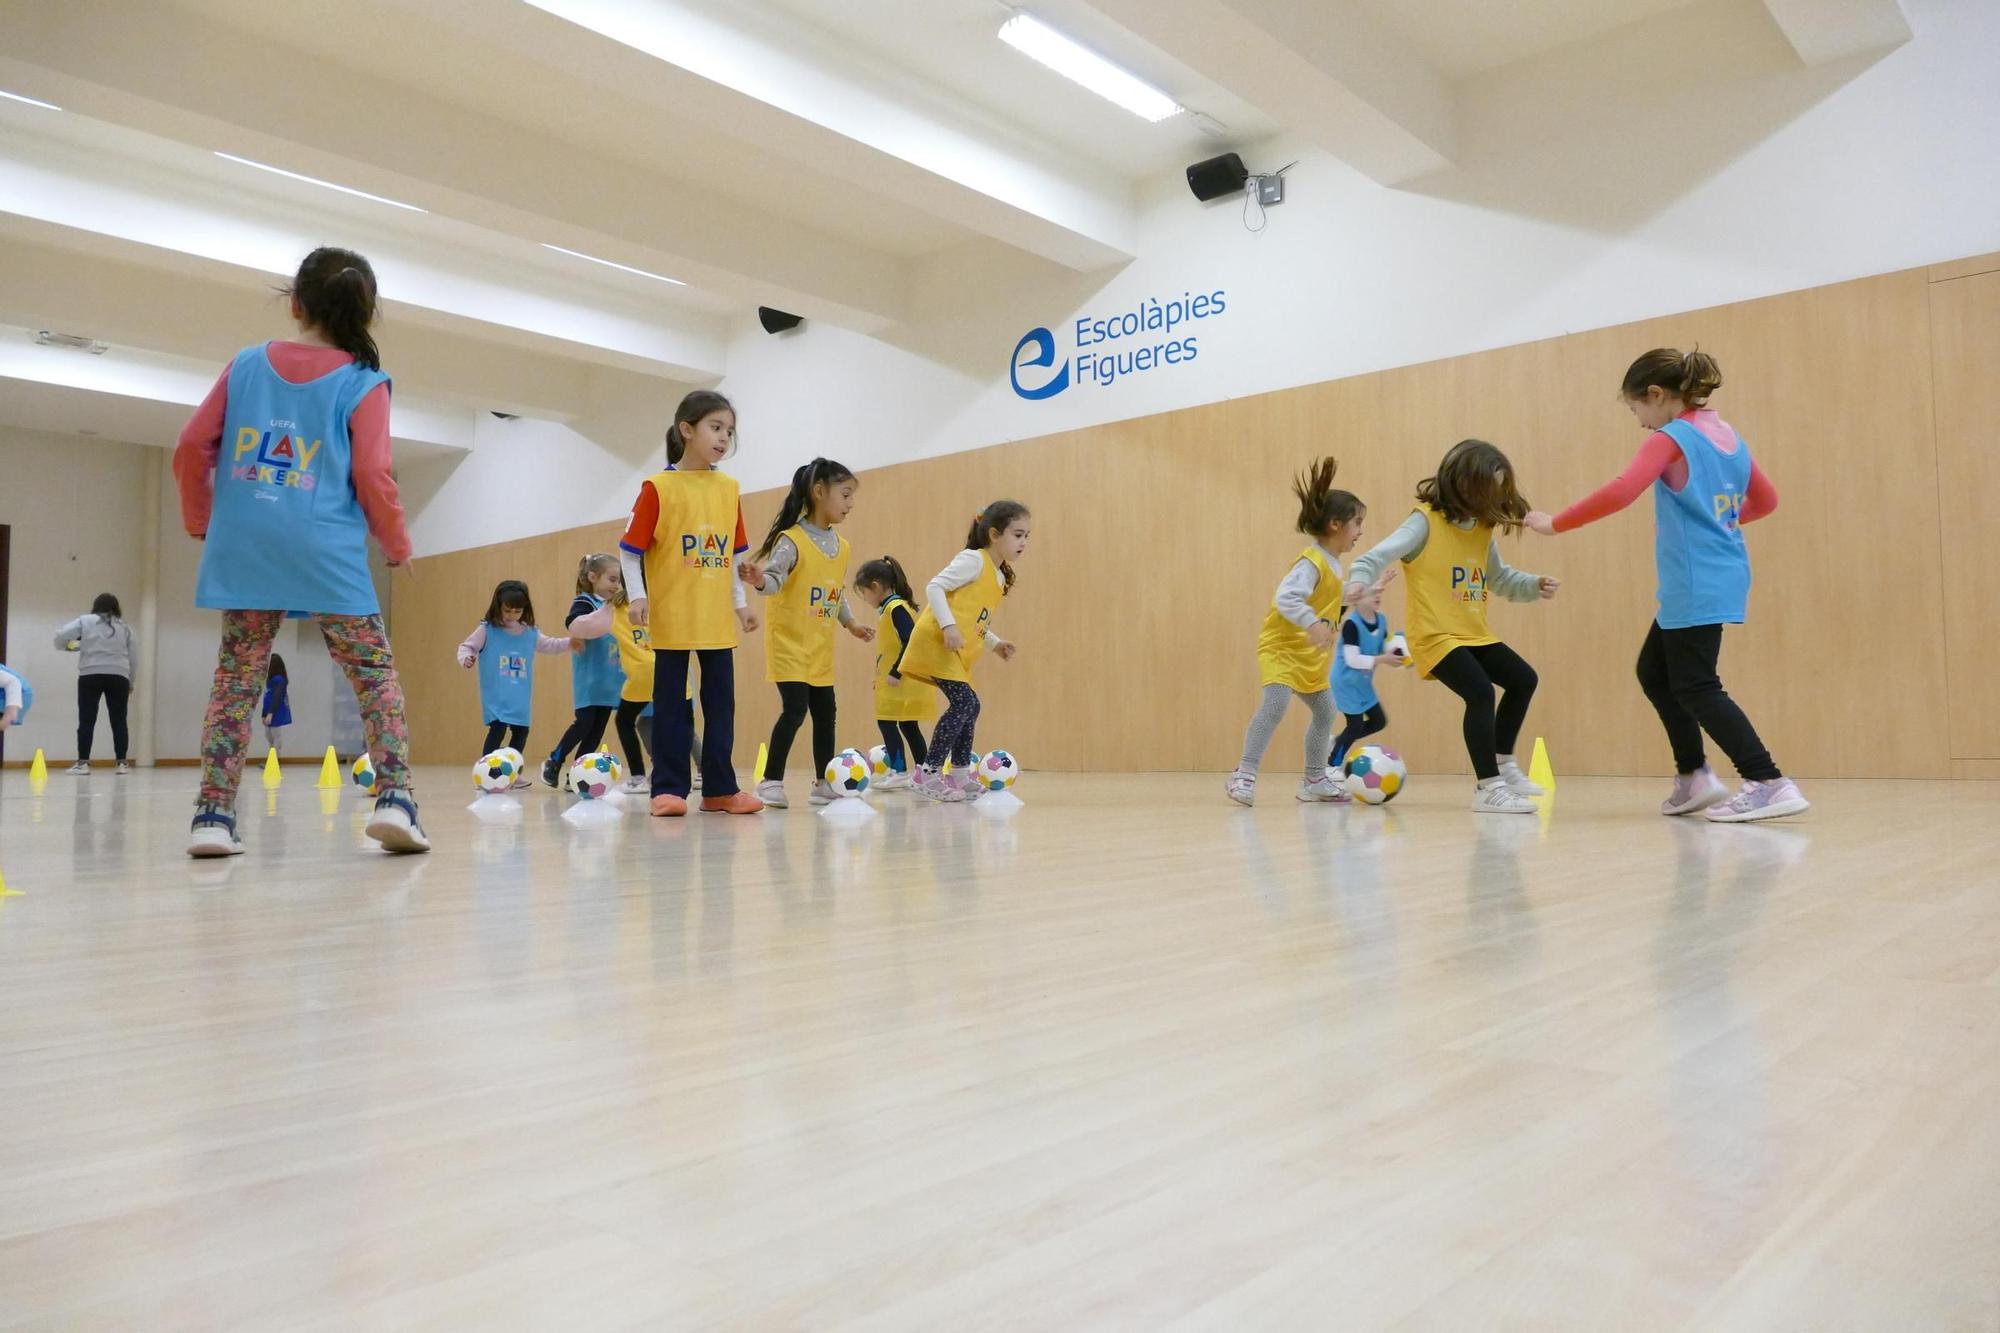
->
xmin=115 ymin=761 xmax=133 ymax=776
xmin=1704 ymin=777 xmax=1810 ymax=824
xmin=755 ymin=779 xmax=788 ymax=809
xmin=620 ymin=774 xmax=649 ymax=794
xmin=187 ymin=809 xmax=244 ymax=858
xmin=808 ymin=780 xmax=839 ymax=805
xmin=1497 ymin=758 xmax=1544 ymax=798
xmin=1662 ymin=766 xmax=1730 ymax=816
xmin=364 ymin=790 xmax=432 ymax=853
xmin=875 ymin=770 xmax=913 ymax=791
xmin=1225 ymin=768 xmax=1257 ymax=807
xmin=1472 ymin=779 xmax=1538 ymax=814
xmin=1296 ymin=773 xmax=1352 ymax=803
xmin=691 ymin=768 xmax=703 ymax=791
xmin=67 ymin=761 xmax=90 ymax=775
xmin=510 ymin=775 xmax=535 ymax=790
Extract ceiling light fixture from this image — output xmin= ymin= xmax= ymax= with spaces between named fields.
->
xmin=541 ymin=244 xmax=685 ymax=286
xmin=0 ymin=90 xmax=62 ymax=111
xmin=998 ymin=13 xmax=1180 ymax=123
xmin=212 ymin=151 xmax=428 ymax=212
xmin=35 ymin=330 xmax=109 ymax=355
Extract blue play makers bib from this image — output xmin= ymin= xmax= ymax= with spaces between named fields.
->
xmin=571 ymin=594 xmax=624 ymax=708
xmin=0 ymin=663 xmax=31 ymax=724
xmin=1653 ymin=418 xmax=1753 ymax=629
xmin=1331 ymin=612 xmax=1390 ymax=714
xmin=478 ymin=623 xmax=539 ymax=726
xmin=195 ymin=344 xmax=389 ymax=616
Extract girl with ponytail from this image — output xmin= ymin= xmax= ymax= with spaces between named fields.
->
xmin=852 ymin=554 xmax=934 ymax=788
xmin=1227 ymin=458 xmax=1370 ymax=807
xmin=1523 ymin=348 xmax=1805 ymax=822
xmin=749 ymin=458 xmax=873 ymax=807
xmin=173 ymin=246 xmax=426 ymax=856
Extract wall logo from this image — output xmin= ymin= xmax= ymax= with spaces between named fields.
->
xmin=1009 ymin=288 xmax=1228 ymax=400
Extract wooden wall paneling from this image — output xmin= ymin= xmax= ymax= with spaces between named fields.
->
xmin=1927 ymin=268 xmax=2000 ymax=758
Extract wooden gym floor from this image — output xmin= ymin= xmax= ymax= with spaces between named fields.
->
xmin=0 ymin=768 xmax=1995 ymax=1330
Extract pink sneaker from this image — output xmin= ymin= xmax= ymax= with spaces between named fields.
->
xmin=914 ymin=770 xmax=953 ymax=802
xmin=1662 ymin=766 xmax=1729 ymax=816
xmin=1704 ymin=777 xmax=1809 ymax=823
xmin=948 ymin=771 xmax=987 ymax=802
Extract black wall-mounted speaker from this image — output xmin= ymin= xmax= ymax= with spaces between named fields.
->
xmin=757 ymin=307 xmax=804 ymax=335
xmin=1186 ymin=152 xmax=1249 ymax=202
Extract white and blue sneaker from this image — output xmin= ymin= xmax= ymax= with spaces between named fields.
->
xmin=365 ymin=790 xmax=431 ymax=853
xmin=187 ymin=806 xmax=245 ymax=858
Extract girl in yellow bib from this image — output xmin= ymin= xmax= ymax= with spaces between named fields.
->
xmin=568 ymin=580 xmax=701 ymax=795
xmin=1345 ymin=439 xmax=1559 ymax=815
xmin=749 ymin=458 xmax=875 ymax=808
xmin=617 ymin=390 xmax=763 ymax=817
xmin=898 ymin=499 xmax=1029 ymax=803
xmin=852 ymin=554 xmax=935 ymax=791
xmin=1227 ymin=458 xmax=1368 ymax=807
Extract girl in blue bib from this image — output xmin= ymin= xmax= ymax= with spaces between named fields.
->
xmin=173 ymin=247 xmax=427 ymax=857
xmin=539 ymin=553 xmax=628 ymax=787
xmin=0 ymin=662 xmax=32 ymax=733
xmin=1328 ymin=574 xmax=1411 ymax=770
xmin=456 ymin=579 xmax=574 ymax=784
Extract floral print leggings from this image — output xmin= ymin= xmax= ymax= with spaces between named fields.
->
xmin=199 ymin=611 xmax=412 ymax=811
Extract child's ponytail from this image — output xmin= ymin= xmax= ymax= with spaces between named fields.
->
xmin=288 ymin=247 xmax=380 ymax=370
xmin=1292 ymin=456 xmax=1363 ymax=536
xmin=966 ymin=498 xmax=1030 ymax=592
xmin=575 ymin=552 xmax=618 ymax=596
xmin=854 ymin=555 xmax=916 ymax=605
xmin=754 ymin=457 xmax=855 ymax=561
xmin=1621 ymin=346 xmax=1722 ymax=406
xmin=666 ymin=389 xmax=735 ymax=465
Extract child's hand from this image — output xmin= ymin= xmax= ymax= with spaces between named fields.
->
xmin=262 ymin=714 xmax=272 ymax=726
xmin=1538 ymin=576 xmax=1561 ymax=600
xmin=847 ymin=623 xmax=875 ymax=642
xmin=388 ymin=557 xmax=416 ymax=577
xmin=569 ymin=638 xmax=584 ymax=654
xmin=887 ymin=673 xmax=901 ymax=685
xmin=457 ymin=652 xmax=475 ymax=669
xmin=1307 ymin=620 xmax=1335 ymax=649
xmin=993 ymin=640 xmax=1018 ymax=661
xmin=736 ymin=605 xmax=760 ymax=634
xmin=629 ymin=597 xmax=649 ymax=627
xmin=736 ymin=560 xmax=763 ymax=588
xmin=0 ymin=708 xmax=13 ymax=731
xmin=942 ymin=626 xmax=966 ymax=653
xmin=1524 ymin=511 xmax=1557 ymax=537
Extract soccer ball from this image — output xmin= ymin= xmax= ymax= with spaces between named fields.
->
xmin=974 ymin=749 xmax=1019 ymax=791
xmin=1341 ymin=745 xmax=1407 ymax=805
xmin=867 ymin=744 xmax=892 ymax=778
xmin=824 ymin=747 xmax=871 ymax=797
xmin=570 ymin=750 xmax=621 ymax=799
xmin=474 ymin=749 xmax=518 ymax=793
xmin=351 ymin=754 xmax=378 ymax=794
xmin=942 ymin=751 xmax=981 ymax=777
xmin=497 ymin=747 xmax=525 ymax=774
xmin=1386 ymin=633 xmax=1409 ymax=660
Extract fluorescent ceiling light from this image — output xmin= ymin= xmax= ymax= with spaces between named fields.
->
xmin=541 ymin=244 xmax=685 ymax=286
xmin=998 ymin=14 xmax=1180 ymax=123
xmin=212 ymin=151 xmax=428 ymax=213
xmin=0 ymin=90 xmax=63 ymax=111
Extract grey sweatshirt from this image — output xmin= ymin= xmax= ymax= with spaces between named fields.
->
xmin=756 ymin=521 xmax=856 ymax=626
xmin=55 ymin=613 xmax=136 ymax=679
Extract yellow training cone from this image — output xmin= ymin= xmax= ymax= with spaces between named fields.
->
xmin=28 ymin=748 xmax=48 ymax=783
xmin=752 ymin=742 xmax=768 ymax=783
xmin=0 ymin=867 xmax=20 ymax=897
xmin=316 ymin=746 xmax=341 ymax=788
xmin=1528 ymin=736 xmax=1556 ymax=793
xmin=263 ymin=748 xmax=283 ymax=788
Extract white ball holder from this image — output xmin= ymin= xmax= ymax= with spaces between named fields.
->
xmin=562 ymin=795 xmax=625 ymax=827
xmin=974 ymin=789 xmax=1023 ymax=816
xmin=467 ymin=792 xmax=523 ymax=820
xmin=818 ymin=791 xmax=878 ymax=820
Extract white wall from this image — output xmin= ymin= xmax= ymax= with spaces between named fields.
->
xmin=405 ymin=0 xmax=2000 ymax=552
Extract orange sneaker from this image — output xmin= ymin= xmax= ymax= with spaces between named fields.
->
xmin=700 ymin=791 xmax=764 ymax=815
xmin=649 ymin=793 xmax=689 ymax=817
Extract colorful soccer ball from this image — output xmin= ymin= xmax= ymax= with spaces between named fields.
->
xmin=351 ymin=754 xmax=378 ymax=794
xmin=867 ymin=744 xmax=892 ymax=778
xmin=474 ymin=749 xmax=518 ymax=793
xmin=570 ymin=750 xmax=621 ymax=799
xmin=1341 ymin=745 xmax=1407 ymax=805
xmin=497 ymin=747 xmax=525 ymax=774
xmin=1385 ymin=633 xmax=1409 ymax=660
xmin=975 ymin=749 xmax=1019 ymax=791
xmin=824 ymin=747 xmax=871 ymax=796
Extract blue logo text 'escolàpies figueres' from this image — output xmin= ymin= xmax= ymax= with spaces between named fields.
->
xmin=1011 ymin=288 xmax=1227 ymax=400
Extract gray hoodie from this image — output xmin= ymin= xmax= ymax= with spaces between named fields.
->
xmin=55 ymin=614 xmax=136 ymax=679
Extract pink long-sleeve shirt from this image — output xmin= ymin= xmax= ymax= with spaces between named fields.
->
xmin=174 ymin=341 xmax=412 ymax=564
xmin=1552 ymin=408 xmax=1777 ymax=533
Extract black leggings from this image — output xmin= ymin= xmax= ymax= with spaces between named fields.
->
xmin=925 ymin=680 xmax=980 ymax=772
xmin=78 ymin=673 xmax=130 ymax=762
xmin=877 ymin=719 xmax=929 ymax=772
xmin=1429 ymin=643 xmax=1538 ymax=781
xmin=767 ymin=682 xmax=837 ymax=782
xmin=1635 ymin=621 xmax=1781 ymax=781
xmin=1330 ymin=704 xmax=1388 ymax=770
xmin=615 ymin=699 xmax=652 ymax=777
xmin=482 ymin=721 xmax=529 ymax=754
xmin=548 ymin=705 xmax=613 ymax=768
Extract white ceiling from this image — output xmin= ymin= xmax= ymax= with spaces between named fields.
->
xmin=0 ymin=0 xmax=1911 ymax=451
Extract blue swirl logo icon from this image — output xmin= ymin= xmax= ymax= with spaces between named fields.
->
xmin=1009 ymin=326 xmax=1070 ymax=400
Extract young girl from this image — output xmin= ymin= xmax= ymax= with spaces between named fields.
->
xmin=618 ymin=389 xmax=763 ymax=816
xmin=260 ymin=652 xmax=292 ymax=756
xmin=456 ymin=579 xmax=573 ymax=778
xmin=1328 ymin=572 xmax=1410 ymax=771
xmin=569 ymin=579 xmax=698 ymax=795
xmin=0 ymin=662 xmax=32 ymax=734
xmin=538 ymin=554 xmax=626 ymax=788
xmin=172 ymin=246 xmax=426 ymax=855
xmin=1346 ymin=440 xmax=1558 ymax=815
xmin=751 ymin=458 xmax=874 ymax=808
xmin=55 ymin=593 xmax=136 ymax=775
xmin=853 ymin=555 xmax=934 ymax=791
xmin=896 ymin=500 xmax=1028 ymax=803
xmin=1227 ymin=458 xmax=1366 ymax=807
xmin=1525 ymin=349 xmax=1806 ymax=822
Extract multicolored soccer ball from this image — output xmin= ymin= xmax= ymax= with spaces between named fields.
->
xmin=473 ymin=749 xmax=519 ymax=793
xmin=825 ymin=747 xmax=871 ymax=796
xmin=974 ymin=749 xmax=1019 ymax=791
xmin=351 ymin=754 xmax=378 ymax=794
xmin=570 ymin=750 xmax=621 ymax=799
xmin=867 ymin=744 xmax=892 ymax=779
xmin=1341 ymin=745 xmax=1406 ymax=805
